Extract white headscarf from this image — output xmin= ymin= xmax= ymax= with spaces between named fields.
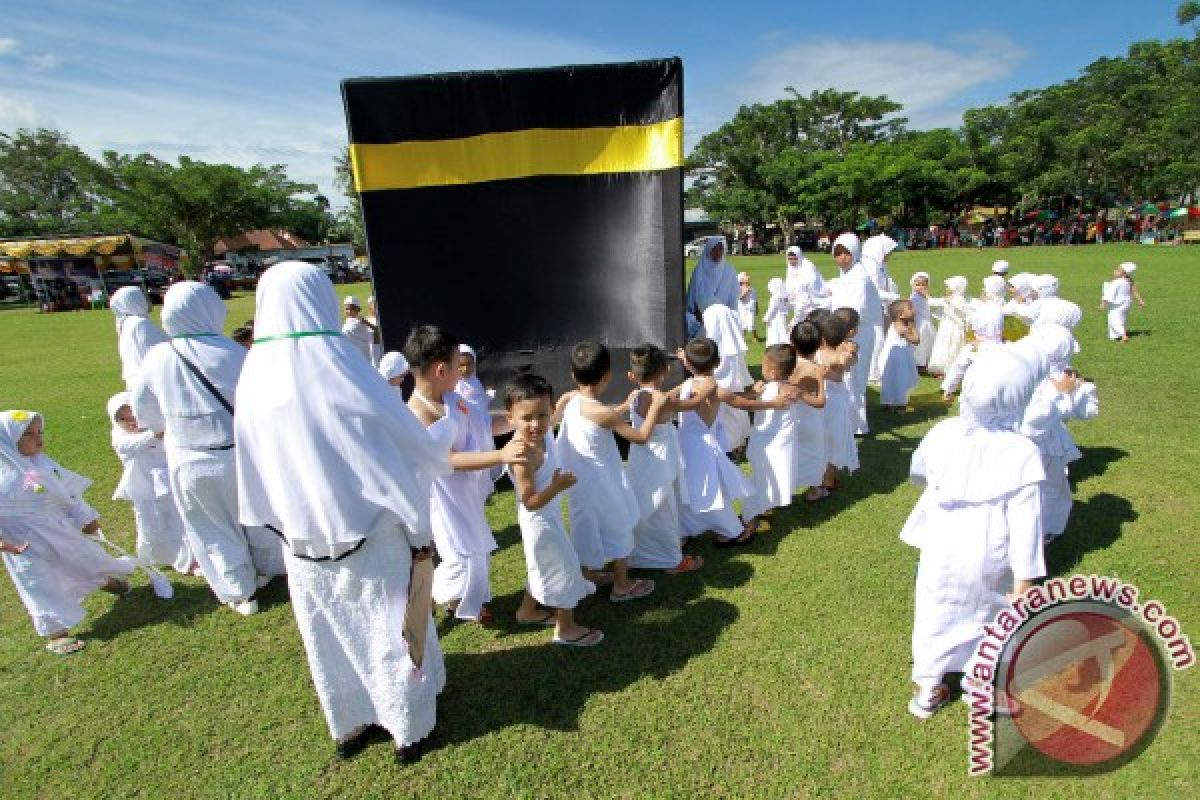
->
xmin=784 ymin=245 xmax=825 ymax=309
xmin=911 ymin=348 xmax=1045 ymax=504
xmin=831 ymin=232 xmax=862 ymax=266
xmin=909 ymin=271 xmax=930 ymax=290
xmin=377 ymin=351 xmax=410 ymax=381
xmin=0 ymin=410 xmax=91 ymax=518
xmin=686 ymin=235 xmax=739 ymax=318
xmin=767 ymin=276 xmax=786 ymax=298
xmin=110 ymin=286 xmax=169 ymax=387
xmin=110 ymin=286 xmax=149 ymax=332
xmin=1023 ymin=323 xmax=1078 ymax=373
xmin=991 ymin=259 xmax=1010 ymax=275
xmin=234 ymin=262 xmax=450 ymax=558
xmin=161 ymin=281 xmax=227 ymax=336
xmin=1032 ymin=297 xmax=1083 ymax=330
xmin=860 ymin=234 xmax=897 ymax=291
xmin=982 ymin=275 xmax=1007 ymax=302
xmin=944 ymin=276 xmax=968 ymax=297
xmin=107 ymin=392 xmax=130 ymax=425
xmin=970 ymin=305 xmax=1005 ymax=343
xmin=1033 ymin=274 xmax=1059 ymax=298
xmin=1008 ymin=272 xmax=1036 ymax=301
xmin=455 ymin=343 xmax=487 ymax=403
xmin=1120 ymin=262 xmax=1137 ymax=276
xmin=702 ymin=303 xmax=749 ymax=358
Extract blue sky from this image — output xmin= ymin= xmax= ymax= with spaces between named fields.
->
xmin=0 ymin=0 xmax=1187 ymax=205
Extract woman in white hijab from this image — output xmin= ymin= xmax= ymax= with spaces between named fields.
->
xmin=783 ymin=246 xmax=827 ymax=322
xmin=900 ymin=347 xmax=1048 ymax=718
xmin=235 ymin=261 xmax=450 ymax=764
xmin=826 ymin=232 xmax=880 ymax=434
xmin=110 ymin=286 xmax=169 ymax=389
xmin=0 ymin=410 xmax=134 ymax=655
xmin=860 ymin=234 xmax=900 ymax=383
xmin=131 ymin=281 xmax=282 ymax=617
xmin=685 ymin=236 xmax=739 ymax=337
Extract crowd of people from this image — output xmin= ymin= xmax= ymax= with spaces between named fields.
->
xmin=0 ymin=235 xmax=1147 ymax=763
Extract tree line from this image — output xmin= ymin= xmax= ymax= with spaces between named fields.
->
xmin=687 ymin=11 xmax=1200 ymax=234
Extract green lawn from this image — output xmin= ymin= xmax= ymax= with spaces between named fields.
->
xmin=0 ymin=245 xmax=1196 ymax=798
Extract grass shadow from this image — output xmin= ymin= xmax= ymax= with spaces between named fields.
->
xmin=1068 ymin=445 xmax=1128 ymax=485
xmin=1045 ymin=491 xmax=1136 ymax=575
xmin=81 ymin=580 xmax=222 ymax=641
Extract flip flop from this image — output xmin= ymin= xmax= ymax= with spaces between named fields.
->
xmin=714 ymin=530 xmax=755 ymax=548
xmin=584 ymin=570 xmax=615 ymax=587
xmin=45 ymin=636 xmax=86 ymax=656
xmin=552 ymin=628 xmax=605 ymax=647
xmin=804 ymin=487 xmax=829 ymax=503
xmin=517 ymin=610 xmax=556 ymax=627
xmin=609 ymin=578 xmax=655 ymax=603
xmin=665 ymin=554 xmax=704 ymax=575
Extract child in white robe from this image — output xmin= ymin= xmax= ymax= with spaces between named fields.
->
xmin=234 ymin=262 xmax=449 ymax=763
xmin=506 ymin=375 xmax=601 ymax=646
xmin=556 ymin=340 xmax=666 ymax=602
xmin=813 ymin=312 xmax=859 ymax=490
xmin=1020 ymin=324 xmax=1098 ymax=540
xmin=941 ymin=305 xmax=1005 ymax=400
xmin=406 ymin=325 xmax=525 ymax=624
xmin=788 ymin=319 xmax=830 ymax=502
xmin=673 ymin=337 xmax=787 ymax=546
xmin=742 ymin=344 xmax=824 ymax=529
xmin=703 ymin=303 xmax=754 ymax=451
xmin=1101 ymin=262 xmax=1145 ymax=342
xmin=980 ymin=275 xmax=1007 ymax=306
xmin=926 ymin=276 xmax=970 ymax=376
xmin=909 ymin=272 xmax=936 ymax=369
xmin=763 ymin=277 xmax=791 ymax=347
xmin=108 ymin=393 xmax=193 ymax=574
xmin=1 ymin=410 xmax=134 ymax=655
xmin=455 ymin=343 xmax=500 ymax=483
xmin=736 ymin=272 xmax=758 ymax=335
xmin=878 ymin=298 xmax=920 ymax=410
xmin=341 ymin=295 xmax=376 ymax=364
xmin=378 ymin=350 xmax=410 ymax=389
xmin=625 ymin=345 xmax=703 ymax=574
xmin=900 ymin=347 xmax=1048 ymax=718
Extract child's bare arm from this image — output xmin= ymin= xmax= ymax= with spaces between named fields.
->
xmin=717 ymin=385 xmax=791 ymax=411
xmin=598 ymin=391 xmax=668 ymax=444
xmin=793 ymin=371 xmax=826 ymax=408
xmin=449 ymin=437 xmax=530 ymax=471
xmin=513 ymin=460 xmax=575 ymax=511
xmin=900 ymin=319 xmax=920 ymax=345
xmin=552 ymin=390 xmax=578 ymax=426
xmin=1132 ymin=283 xmax=1146 ymax=307
xmin=666 ymin=380 xmax=712 ymax=412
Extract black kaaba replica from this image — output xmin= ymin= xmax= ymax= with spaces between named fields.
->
xmin=342 ymin=58 xmax=685 ymax=401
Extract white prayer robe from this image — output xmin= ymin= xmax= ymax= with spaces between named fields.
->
xmin=763 ymin=282 xmax=792 ymax=347
xmin=111 ymin=424 xmax=192 ymax=573
xmin=676 ymin=380 xmax=753 ymax=539
xmin=737 ymin=288 xmax=758 ymax=332
xmin=742 ymin=382 xmax=797 ymax=519
xmin=342 ymin=316 xmax=375 ymax=364
xmin=878 ymin=327 xmax=918 ymax=407
xmin=926 ymin=285 xmax=971 ymax=374
xmin=828 ymin=260 xmax=881 ymax=434
xmin=704 ymin=304 xmax=754 ymax=451
xmin=556 ymin=396 xmax=639 ymax=569
xmin=1102 ymin=277 xmax=1133 ymax=339
xmin=686 ymin=236 xmax=739 ymax=336
xmin=627 ymin=392 xmax=688 ymax=569
xmin=1021 ymin=379 xmax=1099 ymax=538
xmin=816 ymin=353 xmax=858 ymax=472
xmin=910 ymin=292 xmax=936 ymax=367
xmin=785 ymin=248 xmax=828 ymax=323
xmin=111 ymin=287 xmax=169 ymax=390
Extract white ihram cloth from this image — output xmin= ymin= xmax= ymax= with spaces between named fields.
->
xmin=1102 ymin=276 xmax=1133 ymax=339
xmin=686 ymin=235 xmax=739 ymax=335
xmin=704 ymin=304 xmax=754 ymax=450
xmin=555 ymin=396 xmax=639 ymax=569
xmin=861 ymin=234 xmax=900 ymax=383
xmin=108 ymin=393 xmax=192 ymax=573
xmin=909 ymin=285 xmax=936 ymax=367
xmin=131 ymin=282 xmax=281 ymax=604
xmin=110 ymin=286 xmax=169 ymax=390
xmin=516 ymin=434 xmax=595 ymax=609
xmin=0 ymin=411 xmax=134 ymax=636
xmin=626 ymin=391 xmax=688 ymax=569
xmin=926 ymin=277 xmax=970 ymax=374
xmin=816 ymin=352 xmax=858 ymax=472
xmin=827 ymin=233 xmax=880 ymax=434
xmin=784 ymin=246 xmax=828 ymax=322
xmin=1020 ymin=324 xmax=1097 ymax=539
xmin=233 ymin=262 xmax=450 ymax=745
xmin=424 ymin=391 xmax=497 ymax=621
xmin=742 ymin=382 xmax=797 ymax=519
xmin=676 ymin=379 xmax=753 ymax=540
xmin=791 ymin=374 xmax=828 ymax=490
xmin=878 ymin=327 xmax=918 ymax=406
xmin=763 ymin=278 xmax=792 ymax=347
xmin=342 ymin=316 xmax=375 ymax=364
xmin=900 ymin=348 xmax=1047 ymax=691
xmin=737 ymin=287 xmax=758 ymax=332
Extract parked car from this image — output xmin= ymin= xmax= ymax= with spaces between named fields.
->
xmin=684 ymin=237 xmax=709 ymax=258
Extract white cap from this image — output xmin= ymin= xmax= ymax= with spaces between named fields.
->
xmin=458 ymin=343 xmax=476 ymax=359
xmin=991 ymin=260 xmax=1010 ymax=275
xmin=1120 ymin=262 xmax=1137 ymax=275
xmin=343 ymin=295 xmax=360 ymax=307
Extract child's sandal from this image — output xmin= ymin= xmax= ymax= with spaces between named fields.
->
xmin=45 ymin=636 xmax=86 ymax=656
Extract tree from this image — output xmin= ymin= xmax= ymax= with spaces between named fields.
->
xmin=332 ymin=145 xmax=365 ymax=248
xmin=98 ymin=154 xmax=316 ymax=275
xmin=0 ymin=128 xmax=107 ymax=237
xmin=1179 ymin=1 xmax=1200 ymax=26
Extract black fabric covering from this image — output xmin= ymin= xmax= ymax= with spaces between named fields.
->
xmin=342 ymin=60 xmax=685 ymax=403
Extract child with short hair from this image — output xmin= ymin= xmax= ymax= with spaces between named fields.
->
xmin=909 ymin=273 xmax=936 ymax=371
xmin=815 ymin=313 xmax=859 ymax=491
xmin=107 ymin=393 xmax=194 ymax=575
xmin=673 ymin=337 xmax=790 ymax=546
xmin=1 ymin=410 xmax=135 ymax=655
xmin=901 ymin=348 xmax=1047 ymax=718
xmin=556 ymin=340 xmax=667 ymax=601
xmin=1101 ymin=262 xmax=1145 ymax=342
xmin=405 ymin=324 xmax=525 ymax=624
xmin=788 ymin=319 xmax=830 ymax=502
xmin=506 ymin=374 xmax=602 ymax=646
xmin=625 ymin=345 xmax=703 ymax=574
xmin=877 ymin=298 xmax=921 ymax=411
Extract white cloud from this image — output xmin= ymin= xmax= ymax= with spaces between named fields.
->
xmin=0 ymin=93 xmax=37 ymax=127
xmin=25 ymin=53 xmax=64 ymax=71
xmin=740 ymin=31 xmax=1027 ymax=129
xmin=0 ymin=37 xmax=20 ymax=56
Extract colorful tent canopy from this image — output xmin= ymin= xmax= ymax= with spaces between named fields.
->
xmin=0 ymin=235 xmax=129 ymax=259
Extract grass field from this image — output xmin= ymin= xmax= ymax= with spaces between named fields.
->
xmin=0 ymin=244 xmax=1196 ymax=798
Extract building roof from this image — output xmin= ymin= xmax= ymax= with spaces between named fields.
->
xmin=213 ymin=229 xmax=310 ymax=255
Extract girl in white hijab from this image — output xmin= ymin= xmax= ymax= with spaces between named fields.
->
xmin=378 ymin=351 xmax=410 ymax=388
xmin=110 ymin=286 xmax=169 ymax=389
xmin=900 ymin=347 xmax=1048 ymax=718
xmin=908 ymin=272 xmax=936 ymax=369
xmin=0 ymin=410 xmax=135 ymax=655
xmin=980 ymin=275 xmax=1007 ymax=305
xmin=940 ymin=305 xmax=1005 ymax=400
xmin=234 ymin=261 xmax=450 ymax=763
xmin=762 ymin=277 xmax=791 ymax=347
xmin=926 ymin=276 xmax=970 ymax=376
xmin=685 ymin=236 xmax=739 ymax=337
xmin=783 ymin=246 xmax=827 ymax=322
